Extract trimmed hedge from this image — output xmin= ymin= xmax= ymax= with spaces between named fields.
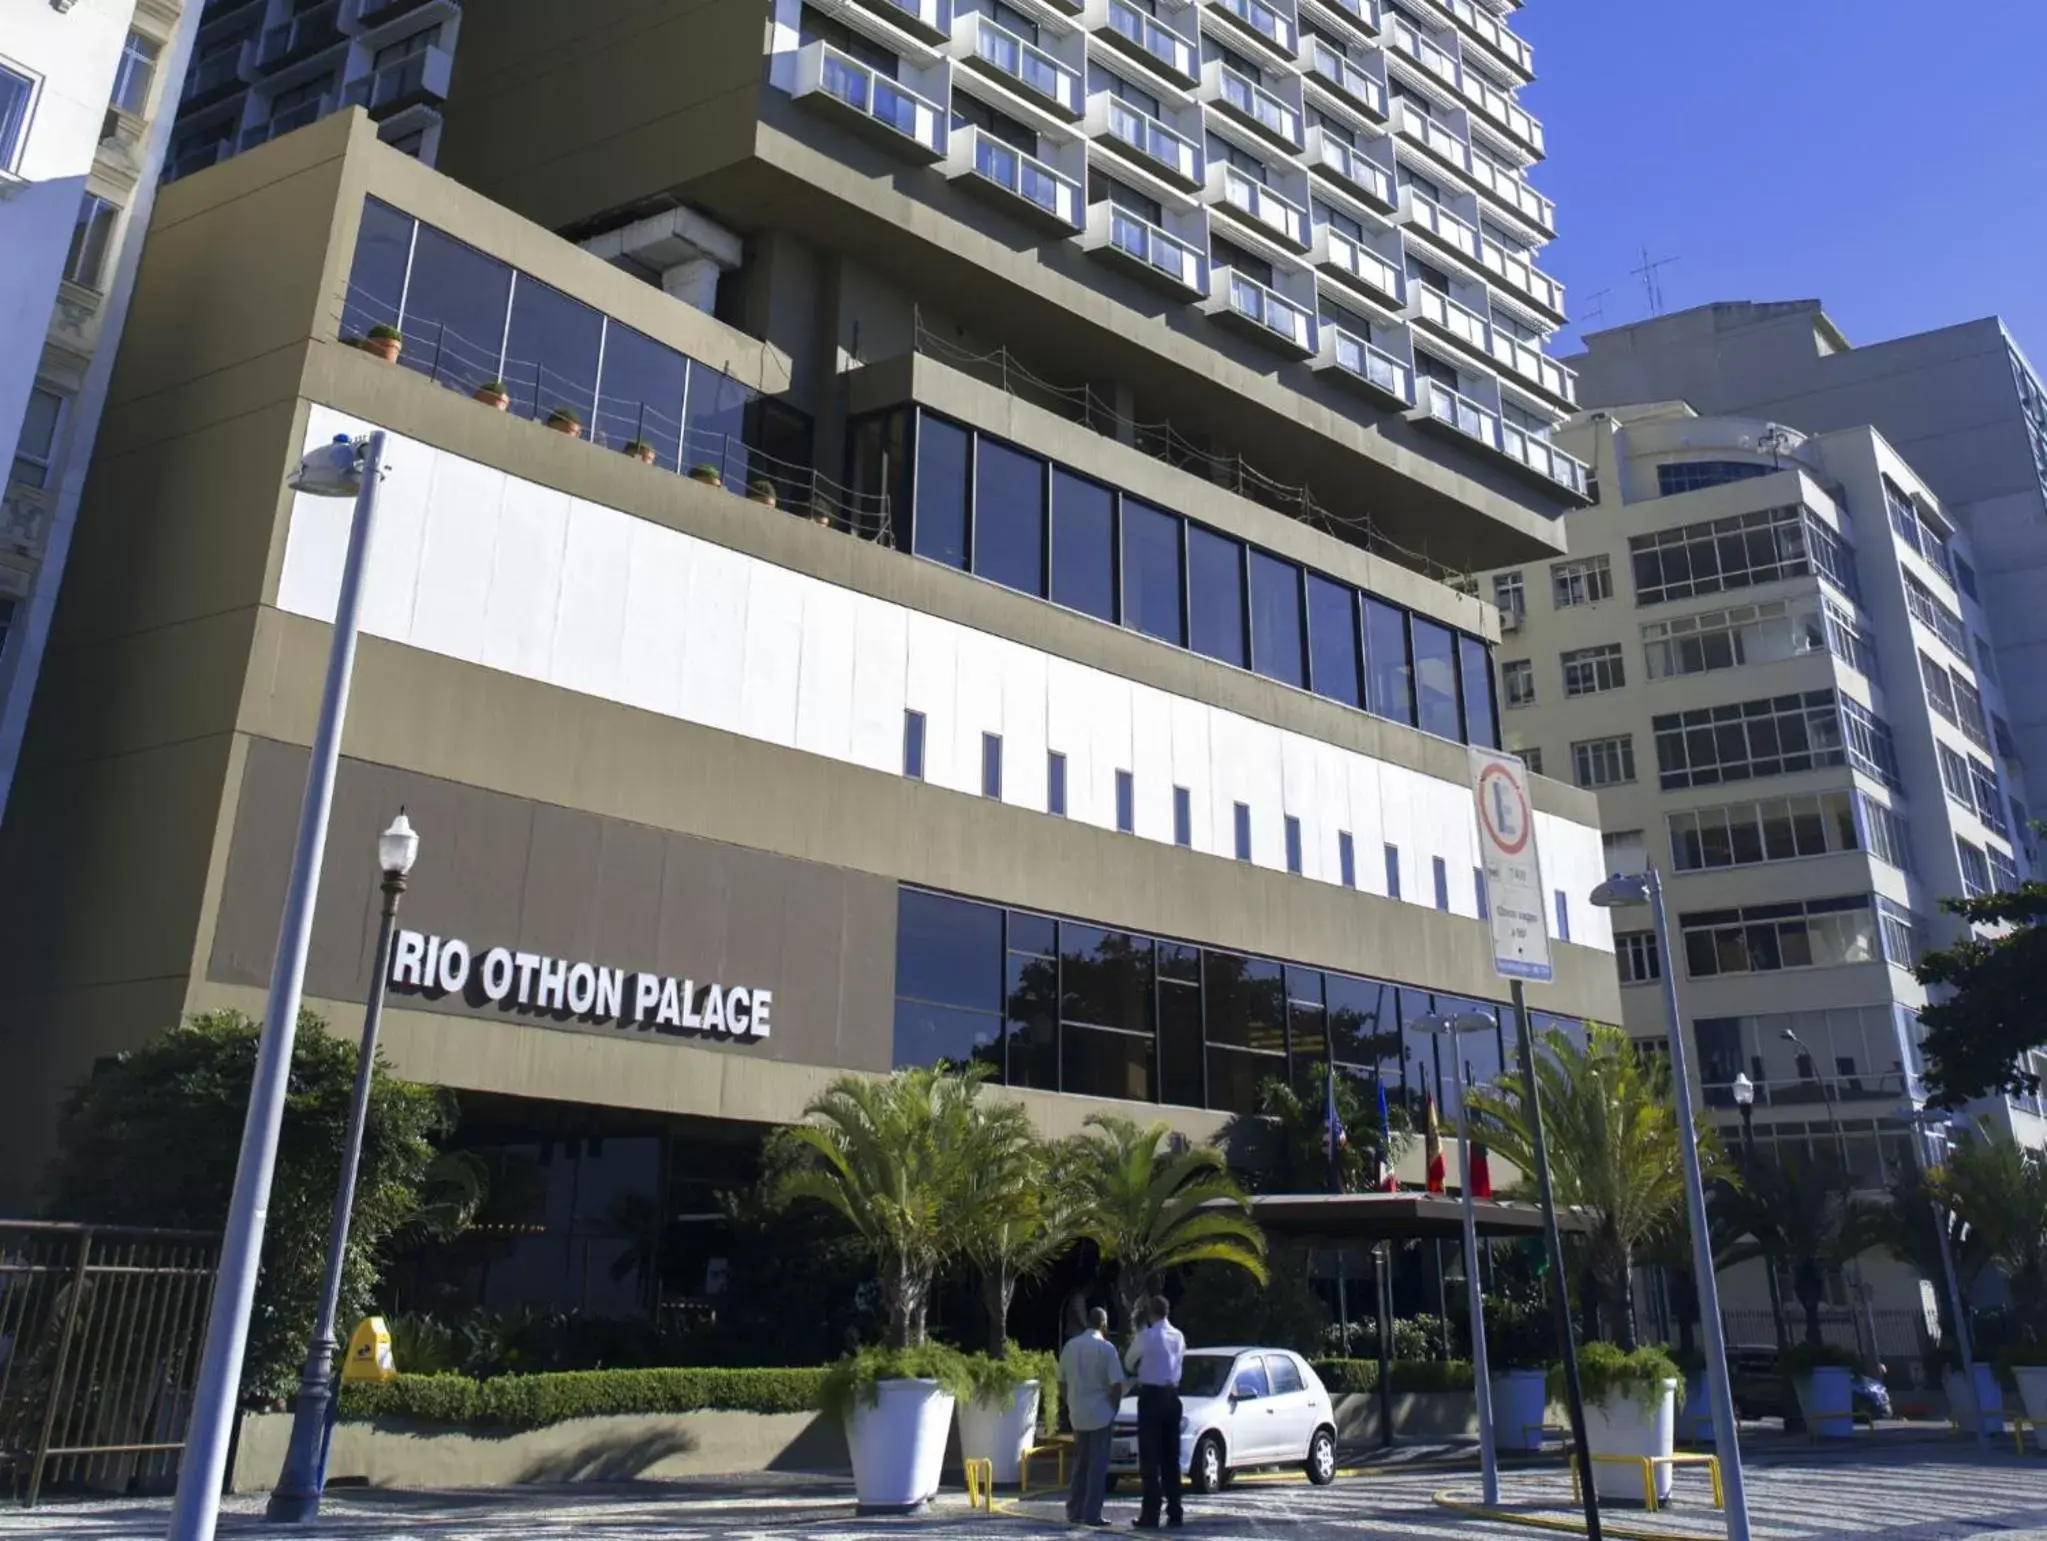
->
xmin=338 ymin=1367 xmax=830 ymax=1430
xmin=1312 ymin=1359 xmax=1477 ymax=1394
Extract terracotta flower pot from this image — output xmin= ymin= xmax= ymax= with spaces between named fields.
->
xmin=628 ymin=444 xmax=657 ymax=465
xmin=689 ymin=469 xmax=723 ymax=490
xmin=359 ymin=335 xmax=401 ymax=365
xmin=546 ymin=416 xmax=583 ymax=439
xmin=475 ymin=387 xmax=510 ymax=411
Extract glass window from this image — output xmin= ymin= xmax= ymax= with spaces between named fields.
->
xmin=1560 ymin=643 xmax=1626 ymax=697
xmin=1050 ymin=469 xmax=1115 ymax=621
xmin=63 ymin=193 xmax=119 ymax=289
xmin=1411 ymin=616 xmax=1460 ymax=739
xmin=903 ymin=709 xmax=926 ymax=779
xmin=1159 ymin=943 xmax=1204 ymax=1108
xmin=975 ymin=439 xmax=1047 ymax=597
xmin=344 ymin=198 xmax=415 ymax=343
xmin=914 ymin=415 xmax=972 ymax=569
xmin=1459 ymin=635 xmax=1497 ymax=747
xmin=111 ymin=31 xmax=159 ymax=115
xmin=1048 ymin=750 xmax=1067 ymax=815
xmin=1384 ymin=842 xmax=1401 ymax=899
xmin=9 ymin=387 xmax=64 ymax=489
xmin=1187 ymin=526 xmax=1247 ymax=667
xmin=1306 ymin=575 xmax=1361 ymax=707
xmin=982 ymin=732 xmax=1003 ymax=798
xmin=1327 ymin=974 xmax=1398 ymax=1069
xmin=1122 ymin=499 xmax=1184 ymax=646
xmin=1173 ymin=786 xmax=1192 ymax=847
xmin=1432 ymin=856 xmax=1449 ymax=911
xmin=1572 ymin=736 xmax=1634 ymax=788
xmin=1551 ymin=555 xmax=1612 ymax=607
xmin=1005 ymin=926 xmax=1059 ymax=1091
xmin=683 ymin=365 xmax=757 ymax=493
xmin=594 ymin=320 xmax=688 ymax=470
xmin=893 ymin=890 xmax=1003 ymax=1071
xmin=0 ymin=64 xmax=32 ymax=170
xmin=1363 ymin=599 xmax=1414 ymax=726
xmin=1060 ymin=924 xmax=1154 ymax=1035
xmin=1116 ymin=769 xmax=1135 ymax=833
xmin=1628 ymin=504 xmax=1813 ymax=606
xmin=503 ymin=274 xmax=602 ymax=427
xmin=1502 ymin=659 xmax=1534 ymax=708
xmin=1204 ymin=954 xmax=1285 ymax=1113
xmin=1234 ymin=802 xmax=1252 ymax=861
xmin=1284 ymin=815 xmax=1302 ymax=874
xmin=1554 ymin=890 xmax=1571 ymax=942
xmin=399 ymin=222 xmax=514 ymax=394
xmin=1338 ymin=831 xmax=1355 ymax=888
xmin=1248 ymin=550 xmax=1305 ymax=687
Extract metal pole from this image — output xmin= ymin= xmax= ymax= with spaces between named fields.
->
xmin=1511 ymin=981 xmax=1601 ymax=1541
xmin=1375 ymin=1241 xmax=1393 ymax=1449
xmin=1915 ymin=1121 xmax=1983 ymax=1447
xmin=1452 ymin=1050 xmax=1498 ymax=1506
xmin=167 ymin=432 xmax=386 ymax=1541
xmin=1647 ymin=869 xmax=1751 ymax=1541
xmin=1736 ymin=1104 xmax=1792 ymax=1351
xmin=267 ymin=866 xmax=406 ymax=1521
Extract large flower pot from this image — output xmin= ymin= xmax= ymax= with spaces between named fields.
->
xmin=1943 ymin=1364 xmax=2006 ymax=1437
xmin=1677 ymin=1372 xmax=1714 ymax=1445
xmin=1581 ymin=1382 xmax=1676 ymax=1506
xmin=1793 ymin=1368 xmax=1855 ymax=1438
xmin=846 ymin=1379 xmax=955 ymax=1513
xmin=2013 ymin=1367 xmax=2047 ymax=1452
xmin=957 ymin=1381 xmax=1040 ymax=1486
xmin=1491 ymin=1370 xmax=1548 ymax=1452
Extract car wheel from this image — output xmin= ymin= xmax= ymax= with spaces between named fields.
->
xmin=1188 ymin=1434 xmax=1226 ymax=1495
xmin=1305 ymin=1427 xmax=1337 ymax=1485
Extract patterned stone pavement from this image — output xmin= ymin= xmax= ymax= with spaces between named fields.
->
xmin=11 ymin=1441 xmax=2047 ymax=1539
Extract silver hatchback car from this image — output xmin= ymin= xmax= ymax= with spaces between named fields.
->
xmin=1108 ymin=1347 xmax=1339 ymax=1493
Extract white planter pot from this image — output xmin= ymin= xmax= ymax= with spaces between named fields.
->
xmin=1580 ymin=1381 xmax=1675 ymax=1506
xmin=846 ymin=1379 xmax=956 ymax=1512
xmin=1793 ymin=1367 xmax=1854 ymax=1438
xmin=2013 ymin=1366 xmax=2047 ymax=1452
xmin=1491 ymin=1370 xmax=1548 ymax=1452
xmin=1677 ymin=1371 xmax=1714 ymax=1445
xmin=956 ymin=1380 xmax=1040 ymax=1487
xmin=1943 ymin=1363 xmax=2006 ymax=1437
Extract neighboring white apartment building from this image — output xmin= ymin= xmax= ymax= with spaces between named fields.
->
xmin=1572 ymin=303 xmax=2047 ymax=868
xmin=164 ymin=0 xmax=461 ymax=183
xmin=0 ymin=0 xmax=199 ymax=815
xmin=1483 ymin=402 xmax=2041 ymax=1360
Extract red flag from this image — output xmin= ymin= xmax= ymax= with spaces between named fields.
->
xmin=1470 ymin=1140 xmax=1494 ymax=1201
xmin=1424 ymin=1090 xmax=1446 ymax=1194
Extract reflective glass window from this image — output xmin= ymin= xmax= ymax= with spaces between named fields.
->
xmin=399 ymin=223 xmax=513 ymax=394
xmin=343 ymin=197 xmax=413 ymax=344
xmin=1005 ymin=930 xmax=1059 ymax=1091
xmin=1307 ymin=575 xmax=1362 ymax=707
xmin=1204 ymin=954 xmax=1286 ymax=1114
xmin=914 ymin=415 xmax=972 ymax=569
xmin=595 ymin=321 xmax=688 ymax=470
xmin=1363 ymin=598 xmax=1414 ymax=726
xmin=684 ymin=366 xmax=757 ymax=492
xmin=1122 ymin=499 xmax=1184 ymax=645
xmin=1459 ymin=635 xmax=1497 ymax=748
xmin=1327 ymin=974 xmax=1399 ymax=1070
xmin=1412 ymin=616 xmax=1461 ymax=739
xmin=1059 ymin=924 xmax=1156 ymax=1101
xmin=893 ymin=890 xmax=1003 ymax=1071
xmin=1160 ymin=945 xmax=1204 ymax=1108
xmin=975 ymin=440 xmax=1047 ymax=597
xmin=1248 ymin=550 xmax=1306 ymax=687
xmin=503 ymin=274 xmax=602 ymax=427
xmin=1187 ymin=526 xmax=1247 ymax=667
xmin=1051 ymin=470 xmax=1116 ymax=621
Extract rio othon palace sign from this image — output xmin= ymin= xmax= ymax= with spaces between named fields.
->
xmin=387 ymin=930 xmax=772 ymax=1041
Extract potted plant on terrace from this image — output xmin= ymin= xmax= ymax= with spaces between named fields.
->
xmin=1783 ymin=1341 xmax=1860 ymax=1438
xmin=474 ymin=380 xmax=510 ymax=410
xmin=747 ymin=475 xmax=778 ymax=507
xmin=771 ymin=1066 xmax=987 ymax=1513
xmin=689 ymin=463 xmax=723 ymax=489
xmin=622 ymin=439 xmax=657 ymax=465
xmin=1482 ymin=1296 xmax=1553 ymax=1453
xmin=1551 ymin=1342 xmax=1681 ymax=1505
xmin=544 ymin=406 xmax=583 ymax=439
xmin=359 ymin=323 xmax=403 ymax=365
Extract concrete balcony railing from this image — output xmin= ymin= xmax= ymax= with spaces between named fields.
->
xmin=1391 ymin=100 xmax=1468 ymax=176
xmin=1207 ymin=266 xmax=1315 ymax=354
xmin=1091 ymin=96 xmax=1203 ymax=187
xmin=182 ymin=38 xmax=254 ymax=105
xmin=1442 ymin=0 xmax=1531 ymax=78
xmin=1202 ymin=62 xmax=1303 ymax=152
xmin=1095 ymin=0 xmax=1200 ymax=86
xmin=1411 ymin=282 xmax=1490 ymax=356
xmin=792 ymin=42 xmax=947 ymax=162
xmin=1311 ymin=225 xmax=1403 ymax=310
xmin=1315 ymin=322 xmax=1413 ymax=406
xmin=1499 ymin=419 xmax=1589 ymax=496
xmin=1487 ymin=328 xmax=1574 ymax=405
xmin=1401 ymin=185 xmax=1481 ymax=265
xmin=1388 ymin=17 xmax=1461 ymax=93
xmin=339 ymin=43 xmax=454 ymax=119
xmin=1305 ymin=128 xmax=1394 ymax=214
xmin=1460 ymin=66 xmax=1543 ymax=158
xmin=1477 ymin=239 xmax=1564 ymax=319
xmin=1302 ymin=39 xmax=1385 ymax=119
xmin=947 ymin=124 xmax=1084 ymax=230
xmin=962 ymin=15 xmax=1082 ymax=116
xmin=1465 ymin=143 xmax=1554 ymax=236
xmin=256 ymin=0 xmax=345 ymax=70
xmin=1209 ymin=162 xmax=1310 ymax=250
xmin=1081 ymin=201 xmax=1208 ymax=296
xmin=1416 ymin=375 xmax=1498 ymax=450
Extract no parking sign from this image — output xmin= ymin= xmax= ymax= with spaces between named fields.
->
xmin=1469 ymin=746 xmax=1552 ymax=983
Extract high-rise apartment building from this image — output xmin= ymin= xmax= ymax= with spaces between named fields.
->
xmin=1572 ymin=302 xmax=2047 ymax=866
xmin=0 ymin=0 xmax=1613 ymax=1305
xmin=1484 ymin=401 xmax=2040 ymax=1359
xmin=0 ymin=0 xmax=199 ymax=818
xmin=163 ymin=0 xmax=461 ymax=183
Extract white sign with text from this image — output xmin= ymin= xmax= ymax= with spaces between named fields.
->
xmin=1469 ymin=747 xmax=1553 ymax=983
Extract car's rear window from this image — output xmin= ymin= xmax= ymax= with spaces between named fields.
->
xmin=1268 ymin=1354 xmax=1304 ymax=1394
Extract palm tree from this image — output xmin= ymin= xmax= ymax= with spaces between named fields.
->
xmin=770 ymin=1066 xmax=988 ymax=1349
xmin=1465 ymin=1022 xmax=1715 ymax=1349
xmin=957 ymin=1098 xmax=1078 ymax=1356
xmin=1931 ymin=1130 xmax=2047 ymax=1332
xmin=1711 ymin=1150 xmax=1865 ymax=1346
xmin=1230 ymin=1066 xmax=1411 ymax=1195
xmin=1861 ymin=1166 xmax=1970 ymax=1348
xmin=1067 ymin=1115 xmax=1269 ymax=1327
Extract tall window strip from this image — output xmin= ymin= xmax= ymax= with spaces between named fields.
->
xmin=1877 ymin=899 xmax=1917 ymax=969
xmin=1640 ymin=598 xmax=1822 ymax=680
xmin=1560 ymin=643 xmax=1625 ymax=697
xmin=1338 ymin=831 xmax=1355 ymax=888
xmin=1572 ymin=735 xmax=1635 ymax=788
xmin=1822 ymin=601 xmax=1880 ymax=681
xmin=1550 ymin=555 xmax=1613 ymax=608
xmin=1903 ymin=571 xmax=1968 ymax=656
xmin=981 ymin=733 xmax=1004 ymax=798
xmin=1047 ymin=750 xmax=1067 ymax=815
xmin=903 ymin=710 xmax=927 ymax=779
xmin=1384 ymin=843 xmax=1401 ymax=899
xmin=1616 ymin=930 xmax=1661 ymax=984
xmin=1884 ymin=474 xmax=1955 ymax=583
xmin=1115 ymin=770 xmax=1135 ymax=834
xmin=1956 ymin=839 xmax=1993 ymax=899
xmin=1652 ymin=690 xmax=1851 ymax=791
xmin=1172 ymin=786 xmax=1192 ymax=847
xmin=1679 ymin=895 xmax=1881 ymax=979
xmin=1855 ymin=793 xmax=1913 ymax=873
xmin=1988 ymin=846 xmax=2020 ymax=893
xmin=1234 ymin=802 xmax=1253 ymax=861
xmin=1285 ymin=815 xmax=1303 ymax=875
xmin=1920 ymin=651 xmax=1961 ymax=729
xmin=1628 ymin=505 xmax=1818 ymax=606
xmin=1837 ymin=696 xmax=1902 ymax=789
xmin=1936 ymin=743 xmax=2007 ymax=833
xmin=1431 ymin=856 xmax=1449 ymax=911
xmin=1667 ymin=791 xmax=1861 ymax=871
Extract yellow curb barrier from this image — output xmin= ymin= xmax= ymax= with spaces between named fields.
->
xmin=1433 ymin=1485 xmax=1717 ymax=1541
xmin=963 ymin=1457 xmax=994 ymax=1512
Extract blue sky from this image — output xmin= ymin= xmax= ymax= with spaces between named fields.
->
xmin=1516 ymin=1 xmax=2047 ymax=364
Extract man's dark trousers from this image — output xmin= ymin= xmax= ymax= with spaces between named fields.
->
xmin=1135 ymin=1384 xmax=1183 ymax=1525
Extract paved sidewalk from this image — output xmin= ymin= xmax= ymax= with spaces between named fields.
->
xmin=10 ymin=1441 xmax=2047 ymax=1539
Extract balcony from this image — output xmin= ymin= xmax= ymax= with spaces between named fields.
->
xmin=181 ymin=38 xmax=253 ymax=107
xmin=1401 ymin=186 xmax=1481 ymax=266
xmin=1203 ymin=63 xmax=1302 ymax=152
xmin=1096 ymin=0 xmax=1201 ymax=87
xmin=1305 ymin=128 xmax=1394 ymax=215
xmin=1315 ymin=323 xmax=1413 ymax=407
xmin=1477 ymin=240 xmax=1564 ymax=321
xmin=349 ymin=0 xmax=456 ymax=29
xmin=1487 ymin=329 xmax=1575 ymax=407
xmin=1302 ymin=39 xmax=1385 ymax=120
xmin=256 ymin=0 xmax=345 ymax=71
xmin=1391 ymin=99 xmax=1467 ymax=177
xmin=1460 ymin=69 xmax=1543 ymax=159
xmin=1443 ymin=0 xmax=1530 ymax=79
xmin=239 ymin=92 xmax=334 ymax=151
xmin=1209 ymin=163 xmax=1309 ymax=250
xmin=1206 ymin=0 xmax=1297 ymax=62
xmin=165 ymin=137 xmax=234 ymax=183
xmin=1299 ymin=0 xmax=1378 ymax=40
xmin=846 ymin=0 xmax=953 ymax=46
xmin=1500 ymin=420 xmax=1590 ymax=498
xmin=1415 ymin=375 xmax=1498 ymax=451
xmin=1206 ymin=267 xmax=1315 ymax=354
xmin=1312 ymin=226 xmax=1403 ymax=311
xmin=1388 ymin=17 xmax=1461 ymax=93
xmin=792 ymin=42 xmax=947 ymax=162
xmin=948 ymin=125 xmax=1084 ymax=230
xmin=963 ymin=16 xmax=1082 ymax=117
xmin=1465 ymin=144 xmax=1554 ymax=236
xmin=1411 ymin=282 xmax=1490 ymax=358
xmin=1091 ymin=97 xmax=1204 ymax=188
xmin=1082 ymin=202 xmax=1208 ymax=296
xmin=341 ymin=44 xmax=454 ymax=120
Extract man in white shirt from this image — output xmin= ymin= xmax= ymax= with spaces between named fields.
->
xmin=1123 ymin=1295 xmax=1187 ymax=1528
xmin=1059 ymin=1307 xmax=1125 ymax=1527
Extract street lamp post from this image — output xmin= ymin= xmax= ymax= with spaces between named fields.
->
xmin=1909 ymin=1111 xmax=1984 ymax=1448
xmin=267 ymin=811 xmax=420 ymax=1521
xmin=166 ymin=431 xmax=389 ymax=1541
xmin=1730 ymin=1074 xmax=1792 ymax=1354
xmin=1590 ymin=868 xmax=1750 ymax=1541
xmin=1417 ymin=1010 xmax=1502 ymax=1508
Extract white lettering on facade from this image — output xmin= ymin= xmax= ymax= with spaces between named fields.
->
xmin=391 ymin=929 xmax=427 ymax=987
xmin=481 ymin=946 xmax=515 ymax=1001
xmin=726 ymin=986 xmax=749 ymax=1033
xmin=437 ymin=938 xmax=471 ymax=994
xmin=680 ymin=979 xmax=701 ymax=1031
xmin=656 ymin=976 xmax=682 ymax=1028
xmin=751 ymin=990 xmax=771 ymax=1039
xmin=513 ymin=951 xmax=541 ymax=1006
xmin=702 ymin=983 xmax=725 ymax=1035
xmin=595 ymin=966 xmax=623 ymax=1020
xmin=536 ymin=955 xmax=569 ymax=1011
xmin=632 ymin=971 xmax=660 ymax=1022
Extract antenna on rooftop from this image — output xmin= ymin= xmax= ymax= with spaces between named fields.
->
xmin=1576 ymin=288 xmax=1612 ymax=329
xmin=1631 ymin=247 xmax=1681 ymax=315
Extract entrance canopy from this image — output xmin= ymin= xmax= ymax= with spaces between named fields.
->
xmin=1229 ymin=1192 xmax=1590 ymax=1243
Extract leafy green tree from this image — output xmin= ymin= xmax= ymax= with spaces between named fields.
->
xmin=1711 ymin=1151 xmax=1867 ymax=1347
xmin=769 ymin=1066 xmax=989 ymax=1349
xmin=957 ymin=1101 xmax=1077 ymax=1356
xmin=43 ymin=1010 xmax=451 ymax=1401
xmin=1066 ymin=1115 xmax=1269 ymax=1328
xmin=1914 ymin=883 xmax=2047 ymax=1105
xmin=1465 ymin=1023 xmax=1717 ymax=1350
xmin=1931 ymin=1130 xmax=2047 ymax=1333
xmin=1174 ymin=1244 xmax=1329 ymax=1356
xmin=1860 ymin=1166 xmax=1971 ymax=1349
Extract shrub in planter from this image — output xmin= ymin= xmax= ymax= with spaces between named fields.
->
xmin=545 ymin=407 xmax=583 ymax=439
xmin=824 ymin=1343 xmax=972 ymax=1512
xmin=958 ymin=1347 xmax=1059 ymax=1485
xmin=474 ymin=380 xmax=511 ymax=410
xmin=359 ymin=323 xmax=402 ymax=364
xmin=1782 ymin=1342 xmax=1858 ymax=1438
xmin=339 ymin=1366 xmax=831 ymax=1429
xmin=622 ymin=439 xmax=657 ymax=465
xmin=689 ymin=464 xmax=723 ymax=488
xmin=1550 ymin=1344 xmax=1680 ymax=1505
xmin=747 ymin=476 xmax=779 ymax=506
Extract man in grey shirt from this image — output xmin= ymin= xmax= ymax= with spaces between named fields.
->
xmin=1059 ymin=1307 xmax=1125 ymax=1526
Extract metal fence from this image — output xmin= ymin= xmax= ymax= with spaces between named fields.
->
xmin=0 ymin=1222 xmax=219 ymax=1506
xmin=1721 ymin=1306 xmax=1936 ymax=1386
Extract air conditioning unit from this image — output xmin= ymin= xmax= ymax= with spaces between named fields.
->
xmin=1499 ymin=608 xmax=1523 ymax=632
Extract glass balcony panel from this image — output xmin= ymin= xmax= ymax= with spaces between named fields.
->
xmin=1104 ymin=99 xmax=1200 ymax=181
xmin=1390 ymin=19 xmax=1458 ymax=87
xmin=1319 ymin=227 xmax=1401 ymax=301
xmin=1218 ymin=66 xmax=1301 ymax=146
xmin=1405 ymin=189 xmax=1479 ymax=260
xmin=1108 ymin=208 xmax=1203 ymax=287
xmin=1308 ymin=41 xmax=1383 ymax=115
xmin=974 ymin=18 xmax=1080 ymax=112
xmin=1500 ymin=420 xmax=1588 ymax=494
xmin=1225 ymin=272 xmax=1310 ymax=347
xmin=1313 ymin=134 xmax=1391 ymax=206
xmin=1444 ymin=0 xmax=1531 ymax=74
xmin=967 ymin=129 xmax=1081 ymax=224
xmin=1106 ymin=0 xmax=1197 ymax=78
xmin=1330 ymin=328 xmax=1411 ymax=402
xmin=1220 ymin=166 xmax=1307 ymax=246
xmin=1213 ymin=0 xmax=1295 ymax=51
xmin=1414 ymin=284 xmax=1487 ymax=350
xmin=1422 ymin=378 xmax=1497 ymax=447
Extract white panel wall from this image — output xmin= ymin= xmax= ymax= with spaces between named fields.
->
xmin=279 ymin=408 xmax=1613 ymax=953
